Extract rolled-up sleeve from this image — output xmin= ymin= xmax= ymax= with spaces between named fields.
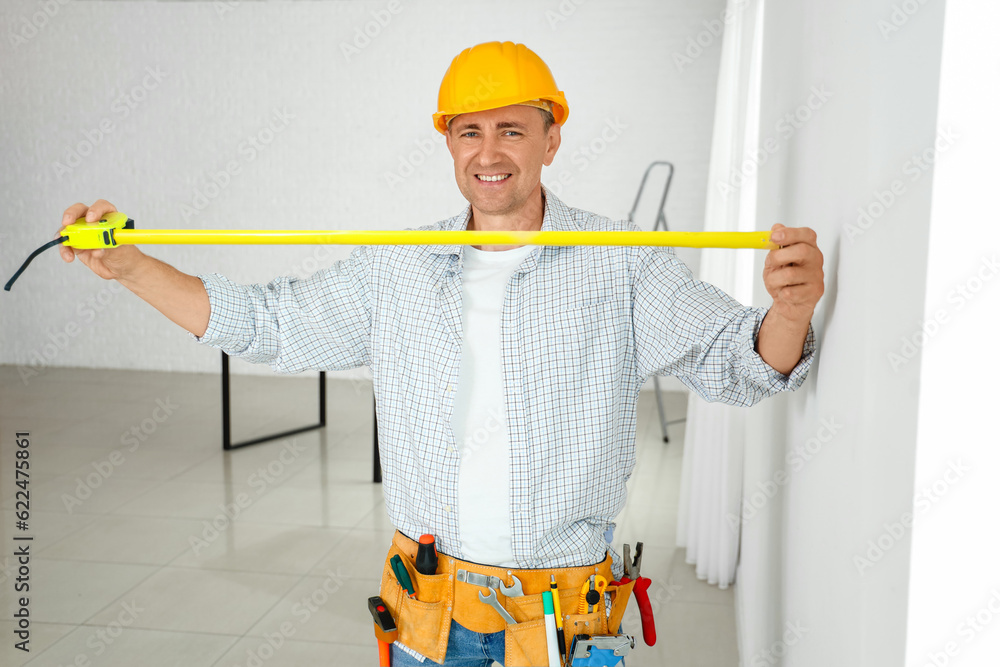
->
xmin=632 ymin=246 xmax=815 ymax=406
xmin=192 ymin=245 xmax=372 ymax=373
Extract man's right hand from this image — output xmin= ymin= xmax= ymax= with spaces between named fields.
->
xmin=57 ymin=199 xmax=211 ymax=336
xmin=59 ymin=200 xmax=144 ymax=281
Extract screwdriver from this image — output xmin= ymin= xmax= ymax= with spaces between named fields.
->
xmin=416 ymin=534 xmax=438 ymax=575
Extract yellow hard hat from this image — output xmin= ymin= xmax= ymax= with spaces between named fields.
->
xmin=433 ymin=41 xmax=569 ymax=134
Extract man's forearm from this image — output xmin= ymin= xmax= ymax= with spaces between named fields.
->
xmin=117 ymin=250 xmax=211 ymax=337
xmin=756 ymin=309 xmax=810 ymax=376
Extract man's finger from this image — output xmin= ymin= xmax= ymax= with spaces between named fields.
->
xmin=770 ymin=226 xmax=817 ymax=247
xmin=765 ymin=244 xmax=817 ymax=268
xmin=61 ymin=203 xmax=88 ymax=229
xmin=85 ymin=199 xmax=118 ymax=223
xmin=766 ymin=266 xmax=814 ymax=290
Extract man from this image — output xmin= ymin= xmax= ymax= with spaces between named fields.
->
xmin=58 ymin=42 xmax=822 ymax=666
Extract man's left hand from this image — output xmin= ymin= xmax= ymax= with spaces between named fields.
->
xmin=762 ymin=223 xmax=825 ymax=324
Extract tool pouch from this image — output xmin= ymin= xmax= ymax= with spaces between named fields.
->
xmin=380 ymin=532 xmax=631 ymax=667
xmin=379 ymin=541 xmax=454 ymax=664
xmin=504 ymin=587 xmax=609 ymax=667
xmin=606 ymin=578 xmax=636 ymax=635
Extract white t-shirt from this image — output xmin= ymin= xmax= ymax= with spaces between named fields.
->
xmin=452 ymin=243 xmax=534 ymax=566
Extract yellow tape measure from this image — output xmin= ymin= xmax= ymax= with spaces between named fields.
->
xmin=60 ymin=212 xmax=777 ymax=250
xmin=4 ymin=212 xmax=776 ymax=291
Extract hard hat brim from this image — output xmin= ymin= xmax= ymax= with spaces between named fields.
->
xmin=433 ymin=94 xmax=568 ymax=134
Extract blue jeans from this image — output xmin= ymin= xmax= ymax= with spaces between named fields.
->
xmin=391 ymin=619 xmax=505 ymax=666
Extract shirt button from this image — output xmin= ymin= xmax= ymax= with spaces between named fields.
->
xmin=444 ymin=505 xmax=452 ymax=512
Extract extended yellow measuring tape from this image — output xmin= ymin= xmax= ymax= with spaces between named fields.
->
xmin=4 ymin=212 xmax=777 ymax=291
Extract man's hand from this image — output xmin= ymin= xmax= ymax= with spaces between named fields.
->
xmin=58 ymin=200 xmax=144 ymax=281
xmin=763 ymin=224 xmax=824 ymax=324
xmin=756 ymin=224 xmax=824 ymax=375
xmin=57 ymin=200 xmax=211 ymax=337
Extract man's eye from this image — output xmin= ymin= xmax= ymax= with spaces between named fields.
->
xmin=504 ymin=131 xmax=521 ymax=137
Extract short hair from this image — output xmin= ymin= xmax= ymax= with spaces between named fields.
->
xmin=539 ymin=108 xmax=556 ymax=132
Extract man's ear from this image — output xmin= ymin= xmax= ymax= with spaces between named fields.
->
xmin=445 ymin=128 xmax=455 ymax=158
xmin=543 ymin=124 xmax=561 ymax=167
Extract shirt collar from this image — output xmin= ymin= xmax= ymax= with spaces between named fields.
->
xmin=428 ymin=184 xmax=580 ymax=256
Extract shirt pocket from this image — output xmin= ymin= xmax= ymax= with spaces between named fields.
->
xmin=523 ymin=300 xmax=628 ymax=451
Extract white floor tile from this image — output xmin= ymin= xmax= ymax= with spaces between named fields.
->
xmin=0 ymin=560 xmax=157 ymax=625
xmin=214 ymin=637 xmax=376 ymax=667
xmin=86 ymin=567 xmax=299 ymax=635
xmin=308 ymin=527 xmax=397 ymax=581
xmin=4 ymin=473 xmax=164 ymax=516
xmin=236 ymin=482 xmax=384 ymax=529
xmin=23 ymin=627 xmax=237 ymax=667
xmin=111 ymin=480 xmax=270 ymax=520
xmin=169 ymin=522 xmax=348 ymax=575
xmin=37 ymin=515 xmax=207 ymax=565
xmin=246 ymin=574 xmax=379 ymax=644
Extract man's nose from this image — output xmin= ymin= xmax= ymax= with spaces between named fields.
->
xmin=476 ymin=134 xmax=502 ymax=165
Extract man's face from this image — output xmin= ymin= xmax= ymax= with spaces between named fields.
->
xmin=446 ymin=105 xmax=561 ymax=219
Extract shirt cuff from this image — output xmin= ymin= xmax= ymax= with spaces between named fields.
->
xmin=189 ymin=273 xmax=254 ymax=354
xmin=738 ymin=307 xmax=816 ymax=393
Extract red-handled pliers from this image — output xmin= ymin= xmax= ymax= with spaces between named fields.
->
xmin=621 ymin=543 xmax=656 ymax=646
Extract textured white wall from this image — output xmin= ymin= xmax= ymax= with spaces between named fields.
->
xmin=736 ymin=0 xmax=946 ymax=665
xmin=0 ymin=0 xmax=727 ymax=378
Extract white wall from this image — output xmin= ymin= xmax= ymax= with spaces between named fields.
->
xmin=0 ymin=0 xmax=728 ymax=379
xmin=906 ymin=1 xmax=1000 ymax=664
xmin=736 ymin=0 xmax=946 ymax=665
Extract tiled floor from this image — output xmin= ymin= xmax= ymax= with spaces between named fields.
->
xmin=0 ymin=366 xmax=737 ymax=666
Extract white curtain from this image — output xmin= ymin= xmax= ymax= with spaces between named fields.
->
xmin=677 ymin=0 xmax=764 ymax=589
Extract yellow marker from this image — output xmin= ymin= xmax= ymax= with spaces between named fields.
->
xmin=57 ymin=215 xmax=777 ymax=250
xmin=550 ymin=575 xmax=566 ymax=662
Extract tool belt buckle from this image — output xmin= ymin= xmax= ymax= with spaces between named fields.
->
xmin=456 ymin=569 xmax=503 ymax=590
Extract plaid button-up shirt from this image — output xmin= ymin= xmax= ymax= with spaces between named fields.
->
xmin=195 ymin=187 xmax=814 ymax=572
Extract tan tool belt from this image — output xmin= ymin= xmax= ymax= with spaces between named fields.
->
xmin=379 ymin=531 xmax=636 ymax=666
